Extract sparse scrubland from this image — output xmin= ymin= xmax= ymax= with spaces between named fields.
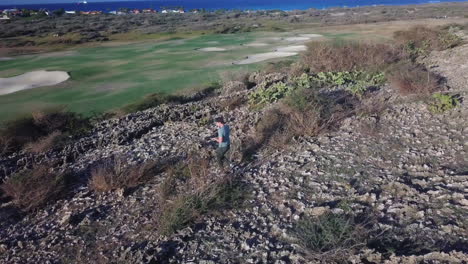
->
xmin=1 ymin=4 xmax=468 ymax=263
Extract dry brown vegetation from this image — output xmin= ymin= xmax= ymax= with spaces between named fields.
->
xmin=0 ymin=109 xmax=91 ymax=156
xmin=89 ymin=157 xmax=162 ymax=192
xmin=159 ymin=153 xmax=212 ymax=201
xmin=242 ymin=88 xmax=354 ymax=159
xmin=23 ymin=131 xmax=63 ymax=154
xmin=302 ymin=42 xmax=403 ymax=72
xmin=218 ymin=95 xmax=247 ymax=110
xmin=388 ymin=63 xmax=442 ymax=95
xmin=0 ymin=165 xmax=73 ymax=211
xmin=156 ymin=152 xmax=245 ymax=236
xmin=394 ymin=25 xmax=463 ymax=55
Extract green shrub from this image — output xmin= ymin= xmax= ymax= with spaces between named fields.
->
xmin=291 ymin=213 xmax=366 ymax=253
xmin=293 ymin=73 xmax=313 ymax=89
xmin=158 ymin=179 xmax=245 ymax=236
xmin=311 ymin=71 xmax=386 ymax=96
xmin=428 ymin=93 xmax=461 ymax=113
xmin=248 ymin=81 xmax=295 ymax=106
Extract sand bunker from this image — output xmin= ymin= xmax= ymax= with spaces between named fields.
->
xmin=276 ymin=45 xmax=307 ymax=52
xmin=284 ymin=37 xmax=311 ymax=42
xmin=0 ymin=70 xmax=70 ymax=96
xmin=235 ymin=52 xmax=298 ymax=65
xmin=245 ymin=42 xmax=269 ymax=47
xmin=0 ymin=57 xmax=13 ymax=61
xmin=198 ymin=47 xmax=227 ymax=52
xmin=300 ymin=34 xmax=323 ymax=38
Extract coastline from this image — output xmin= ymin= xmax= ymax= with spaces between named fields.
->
xmin=2 ymin=0 xmax=468 ymax=12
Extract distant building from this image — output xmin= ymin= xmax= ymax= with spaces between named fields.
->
xmin=65 ymin=11 xmax=76 ymax=15
xmin=80 ymin=10 xmax=102 ymax=15
xmin=3 ymin=8 xmax=21 ymax=17
xmin=132 ymin=9 xmax=140 ymax=14
xmin=0 ymin=14 xmax=9 ymax=20
xmin=161 ymin=9 xmax=185 ymax=14
xmin=142 ymin=8 xmax=156 ymax=13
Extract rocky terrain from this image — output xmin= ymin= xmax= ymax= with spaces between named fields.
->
xmin=1 ymin=29 xmax=468 ymax=264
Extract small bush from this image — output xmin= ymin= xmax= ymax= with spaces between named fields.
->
xmin=428 ymin=93 xmax=461 ymax=113
xmin=158 ymin=178 xmax=245 ymax=236
xmin=157 ymin=153 xmax=245 ymax=235
xmin=251 ymin=89 xmax=336 ymax=150
xmin=219 ymin=95 xmax=247 ymax=110
xmin=311 ymin=71 xmax=386 ymax=96
xmin=263 ymin=60 xmax=295 ymax=74
xmin=302 ymin=42 xmax=403 ymax=72
xmin=0 ymin=110 xmax=92 ymax=155
xmin=291 ymin=213 xmax=373 ymax=261
xmin=23 ymin=131 xmax=63 ymax=154
xmin=220 ymin=70 xmax=252 ymax=94
xmin=394 ymin=26 xmax=462 ymax=58
xmin=249 ymin=81 xmax=294 ymax=106
xmin=1 ymin=166 xmax=73 ymax=211
xmin=388 ymin=63 xmax=442 ymax=95
xmin=89 ymin=158 xmax=160 ymax=192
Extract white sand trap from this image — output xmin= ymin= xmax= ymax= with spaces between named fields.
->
xmin=0 ymin=57 xmax=13 ymax=61
xmin=198 ymin=47 xmax=227 ymax=52
xmin=276 ymin=45 xmax=307 ymax=52
xmin=284 ymin=37 xmax=311 ymax=42
xmin=300 ymin=34 xmax=323 ymax=38
xmin=0 ymin=70 xmax=70 ymax=96
xmin=245 ymin=42 xmax=269 ymax=47
xmin=235 ymin=52 xmax=298 ymax=65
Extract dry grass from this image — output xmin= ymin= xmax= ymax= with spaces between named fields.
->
xmin=0 ymin=165 xmax=73 ymax=211
xmin=292 ymin=212 xmax=381 ymax=262
xmin=156 ymin=152 xmax=246 ymax=236
xmin=388 ymin=63 xmax=442 ymax=96
xmin=241 ymin=88 xmax=356 ymax=160
xmin=394 ymin=25 xmax=463 ymax=55
xmin=302 ymin=41 xmax=403 ymax=72
xmin=23 ymin=131 xmax=63 ymax=154
xmin=159 ymin=153 xmax=212 ymax=200
xmin=220 ymin=71 xmax=252 ymax=96
xmin=0 ymin=109 xmax=91 ymax=155
xmin=89 ymin=157 xmax=160 ymax=192
xmin=257 ymin=89 xmax=342 ymax=146
xmin=220 ymin=70 xmax=250 ymax=86
xmin=218 ymin=95 xmax=247 ymax=110
xmin=0 ymin=134 xmax=13 ymax=156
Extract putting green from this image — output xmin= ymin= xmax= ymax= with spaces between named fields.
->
xmin=0 ymin=31 xmax=341 ymax=123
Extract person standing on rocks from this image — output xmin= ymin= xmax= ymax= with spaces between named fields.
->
xmin=213 ymin=117 xmax=231 ymax=169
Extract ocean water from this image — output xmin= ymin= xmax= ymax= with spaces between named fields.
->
xmin=1 ymin=0 xmax=467 ymax=12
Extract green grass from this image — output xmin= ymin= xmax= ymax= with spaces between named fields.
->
xmin=0 ymin=30 xmax=335 ymax=123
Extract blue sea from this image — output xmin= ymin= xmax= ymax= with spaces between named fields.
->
xmin=0 ymin=0 xmax=467 ymax=12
